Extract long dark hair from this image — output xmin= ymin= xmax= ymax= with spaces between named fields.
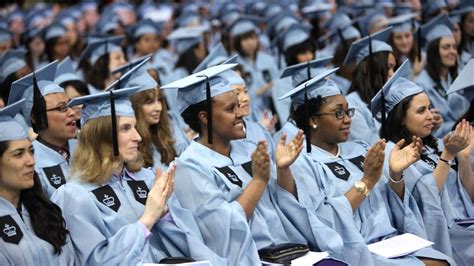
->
xmin=459 ymin=12 xmax=474 ymax=54
xmin=83 ymin=54 xmax=110 ymax=91
xmin=425 ymin=38 xmax=458 ymax=85
xmin=233 ymin=31 xmax=259 ymax=59
xmin=388 ymin=31 xmax=419 ymax=66
xmin=45 ymin=37 xmax=60 ymax=63
xmin=0 ymin=141 xmax=69 ymax=254
xmin=380 ymin=93 xmax=438 ymax=152
xmin=174 ymin=44 xmax=203 ymax=74
xmin=181 ymin=100 xmax=207 ymax=133
xmin=284 ymin=39 xmax=316 ymax=66
xmin=348 ymin=51 xmax=392 ymax=104
xmin=1 ymin=72 xmax=18 ymax=104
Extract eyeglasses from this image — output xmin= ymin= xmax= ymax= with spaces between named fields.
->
xmin=44 ymin=103 xmax=81 ymax=113
xmin=314 ymin=108 xmax=355 ymax=120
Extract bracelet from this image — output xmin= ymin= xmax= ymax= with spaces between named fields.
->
xmin=389 ymin=173 xmax=404 ymax=183
xmin=439 ymin=157 xmax=450 ymax=164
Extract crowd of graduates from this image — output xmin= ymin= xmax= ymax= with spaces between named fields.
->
xmin=0 ymin=0 xmax=474 ymax=265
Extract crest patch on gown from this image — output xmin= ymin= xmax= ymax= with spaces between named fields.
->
xmin=92 ymin=185 xmax=121 ymax=212
xmin=262 ymin=69 xmax=272 ymax=83
xmin=242 ymin=161 xmax=253 ymax=176
xmin=216 ymin=166 xmax=243 ymax=187
xmin=243 ymin=72 xmax=253 ymax=86
xmin=0 ymin=215 xmax=23 ymax=244
xmin=43 ymin=164 xmax=66 ymax=189
xmin=127 ymin=181 xmax=149 ymax=205
xmin=349 ymin=155 xmax=365 ymax=172
xmin=325 ymin=162 xmax=350 ymax=181
xmin=420 ymin=154 xmax=437 ymax=169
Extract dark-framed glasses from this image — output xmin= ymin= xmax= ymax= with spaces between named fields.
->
xmin=314 ymin=108 xmax=355 ymax=120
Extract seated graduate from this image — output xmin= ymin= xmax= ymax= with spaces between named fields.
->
xmin=278 ymin=66 xmax=453 ymax=265
xmin=51 ymin=87 xmax=226 ymax=265
xmin=163 ymin=64 xmax=348 ymax=264
xmin=0 ymin=99 xmax=75 ymax=265
xmin=112 ymin=56 xmax=189 ymax=171
xmin=275 ymin=57 xmax=333 ymax=145
xmin=415 ymin=14 xmax=469 ymax=138
xmin=7 ymin=61 xmax=77 ymax=197
xmin=373 ymin=59 xmax=473 ymax=265
xmin=78 ymin=36 xmax=127 ymax=94
xmin=344 ymin=28 xmax=396 ymax=145
xmin=0 ymin=49 xmax=31 ymax=107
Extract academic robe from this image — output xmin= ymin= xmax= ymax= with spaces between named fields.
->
xmin=0 ymin=198 xmax=75 ymax=265
xmin=346 ymin=92 xmax=381 ymax=145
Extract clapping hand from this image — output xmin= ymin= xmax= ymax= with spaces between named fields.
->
xmin=275 ymin=130 xmax=304 ymax=169
xmin=389 ymin=136 xmax=423 ymax=177
xmin=444 ymin=120 xmax=471 ymax=156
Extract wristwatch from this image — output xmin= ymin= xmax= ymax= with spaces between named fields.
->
xmin=353 ymin=180 xmax=370 ymax=197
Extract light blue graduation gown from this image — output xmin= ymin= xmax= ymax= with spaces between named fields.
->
xmin=273 ymin=120 xmax=300 ymax=145
xmin=238 ymin=52 xmax=279 ymax=119
xmin=271 ymin=77 xmax=293 ymax=125
xmin=330 ymin=74 xmax=351 ymax=95
xmin=33 ymin=139 xmax=76 ymax=198
xmin=385 ymin=141 xmax=474 ymax=265
xmin=415 ymin=70 xmax=470 ymax=137
xmin=0 ymin=198 xmax=75 ymax=265
xmin=290 ymin=141 xmax=453 ymax=265
xmin=241 ymin=117 xmax=275 ymax=160
xmin=346 ymin=92 xmax=381 ymax=145
xmin=173 ymin=139 xmax=331 ymax=264
xmin=51 ymin=168 xmax=225 ymax=265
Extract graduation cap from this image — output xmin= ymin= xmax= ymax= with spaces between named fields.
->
xmin=0 ymin=99 xmax=28 ymax=142
xmin=262 ymin=3 xmax=283 ymax=19
xmin=106 ymin=56 xmax=157 ymax=93
xmin=55 ymin=56 xmax=82 ymax=85
xmin=275 ymin=23 xmax=312 ymax=52
xmin=300 ymin=2 xmax=334 ymax=20
xmin=370 ymin=59 xmax=420 ymax=137
xmin=320 ymin=13 xmax=360 ymax=47
xmin=42 ymin=21 xmax=68 ymax=41
xmin=420 ymin=14 xmax=455 ymax=44
xmin=193 ymin=43 xmax=228 ymax=74
xmin=393 ymin=3 xmax=414 ymax=16
xmin=56 ymin=8 xmax=81 ymax=27
xmin=79 ymin=35 xmax=125 ymax=65
xmin=422 ymin=0 xmax=447 ymax=17
xmin=111 ymin=54 xmax=153 ymax=76
xmin=167 ymin=27 xmax=204 ymax=54
xmin=161 ymin=64 xmax=237 ymax=144
xmin=8 ymin=61 xmax=63 ymax=130
xmin=129 ymin=19 xmax=162 ymax=40
xmin=228 ymin=16 xmax=261 ymax=38
xmin=280 ymin=56 xmax=333 ymax=87
xmin=278 ymin=68 xmax=340 ymax=153
xmin=68 ymin=86 xmax=140 ymax=156
xmin=356 ymin=8 xmax=389 ymax=37
xmin=176 ymin=11 xmax=201 ymax=28
xmin=343 ymin=27 xmax=393 ymax=65
xmin=95 ymin=12 xmax=121 ymax=35
xmin=386 ymin=12 xmax=420 ymax=33
xmin=0 ymin=48 xmax=27 ymax=82
xmin=0 ymin=27 xmax=12 ymax=43
xmin=6 ymin=9 xmax=24 ymax=24
xmin=219 ymin=69 xmax=245 ymax=86
xmin=266 ymin=11 xmax=299 ymax=38
xmin=447 ymin=59 xmax=474 ymax=101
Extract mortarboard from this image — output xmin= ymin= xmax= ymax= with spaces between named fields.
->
xmin=228 ymin=16 xmax=261 ymax=38
xmin=130 ymin=19 xmax=162 ymax=40
xmin=278 ymin=67 xmax=340 ymax=152
xmin=422 ymin=0 xmax=447 ymax=17
xmin=107 ymin=56 xmax=157 ymax=93
xmin=79 ymin=35 xmax=124 ymax=65
xmin=420 ymin=14 xmax=454 ymax=44
xmin=42 ymin=21 xmax=68 ymax=41
xmin=275 ymin=23 xmax=312 ymax=52
xmin=55 ymin=56 xmax=82 ymax=85
xmin=343 ymin=27 xmax=393 ymax=65
xmin=0 ymin=99 xmax=28 ymax=142
xmin=0 ymin=48 xmax=27 ymax=82
xmin=370 ymin=59 xmax=420 ymax=118
xmin=280 ymin=56 xmax=333 ymax=87
xmin=167 ymin=27 xmax=205 ymax=54
xmin=300 ymin=2 xmax=334 ymax=20
xmin=447 ymin=59 xmax=474 ymax=101
xmin=219 ymin=70 xmax=245 ymax=86
xmin=68 ymin=85 xmax=140 ymax=156
xmin=8 ymin=61 xmax=63 ymax=130
xmin=386 ymin=12 xmax=420 ymax=33
xmin=193 ymin=43 xmax=228 ymax=74
xmin=161 ymin=64 xmax=237 ymax=144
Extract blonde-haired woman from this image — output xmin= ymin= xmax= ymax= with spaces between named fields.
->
xmin=51 ymin=87 xmax=225 ymax=265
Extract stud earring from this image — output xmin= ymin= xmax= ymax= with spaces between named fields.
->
xmin=312 ymin=124 xmax=318 ymax=129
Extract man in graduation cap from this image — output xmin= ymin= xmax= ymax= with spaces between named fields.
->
xmin=8 ymin=61 xmax=77 ymax=197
